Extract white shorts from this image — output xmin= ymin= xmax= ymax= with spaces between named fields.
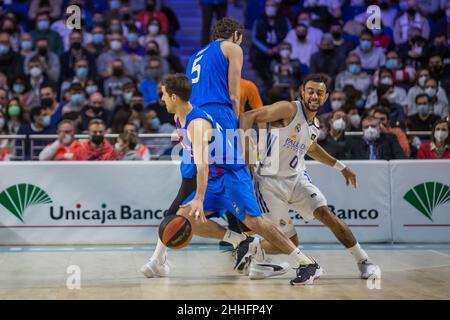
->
xmin=253 ymin=171 xmax=327 ymax=238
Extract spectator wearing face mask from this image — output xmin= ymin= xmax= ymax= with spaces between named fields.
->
xmin=320 ymin=109 xmax=351 ymax=159
xmin=72 ymin=119 xmax=120 ymax=161
xmin=40 ymin=85 xmax=63 ymax=131
xmin=103 ymin=59 xmax=133 ymax=104
xmin=423 ymin=78 xmax=449 ymax=119
xmin=329 ymin=22 xmax=355 ymax=59
xmin=81 ymin=92 xmax=112 ymax=131
xmin=269 ymin=42 xmax=302 ymax=100
xmin=398 ymin=35 xmax=429 ymax=70
xmin=25 ymin=56 xmax=57 ymax=107
xmin=373 ymin=50 xmax=416 ymax=89
xmin=24 ymin=37 xmax=60 ymax=83
xmin=0 ymin=109 xmax=11 ymax=160
xmin=347 ymin=107 xmax=362 ymax=131
xmin=10 ymin=75 xmax=32 ymax=108
xmin=60 ymin=31 xmax=97 ymax=82
xmin=329 ymin=90 xmax=346 ymax=112
xmin=428 ymin=54 xmax=450 ymax=98
xmin=97 ymin=32 xmax=134 ymax=78
xmin=127 ymin=93 xmax=146 ymax=132
xmin=250 ymin=0 xmax=291 ymax=88
xmin=373 ymin=107 xmax=411 ymax=158
xmin=124 ymin=25 xmax=146 ymax=57
xmin=136 ymin=0 xmax=169 ymax=33
xmin=19 ymin=33 xmax=34 ymax=58
xmin=418 ymin=119 xmax=450 ymax=159
xmin=123 ymin=122 xmax=151 ymax=160
xmin=335 ymin=53 xmax=372 ymax=98
xmin=393 ymin=0 xmax=430 ymax=45
xmin=0 ymin=32 xmax=24 ymax=81
xmin=406 ymin=93 xmax=441 ymax=132
xmin=365 ymin=69 xmax=407 ymax=108
xmin=115 ymin=131 xmax=143 ymax=161
xmin=17 ymin=105 xmax=55 ymax=160
xmin=284 ymin=22 xmax=318 ymax=67
xmin=61 ymin=58 xmax=92 ymax=92
xmin=349 ymin=116 xmax=406 ymax=160
xmin=146 ymin=81 xmax=174 ymax=126
xmin=350 ymin=29 xmax=386 ymax=74
xmin=39 ymin=119 xmax=81 ymax=160
xmin=139 ymin=57 xmax=165 ymax=105
xmin=5 ymin=98 xmax=26 ymax=135
xmin=1 ymin=15 xmax=22 ymax=52
xmin=140 ymin=41 xmax=170 ymax=80
xmin=62 ymin=83 xmax=88 ymax=114
xmin=28 ymin=0 xmax=62 ymax=21
xmin=142 ymin=109 xmax=175 ymax=157
xmin=310 ymin=34 xmax=346 ymax=79
xmin=86 ymin=26 xmax=107 ymax=58
xmin=30 ymin=13 xmax=64 ymax=56
xmin=140 ymin=19 xmax=170 ymax=58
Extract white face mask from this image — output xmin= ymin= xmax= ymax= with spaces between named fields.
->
xmin=280 ymin=49 xmax=290 ymax=58
xmin=364 ymin=126 xmax=380 ymax=141
xmin=387 ymin=90 xmax=397 ymax=103
xmin=434 ymin=129 xmax=448 ymax=142
xmin=62 ymin=134 xmax=72 ymax=145
xmin=265 ymin=6 xmax=277 ymax=17
xmin=418 ymin=75 xmax=428 ymax=87
xmin=350 ymin=114 xmax=361 ymax=127
xmin=425 ymin=87 xmax=437 ymax=98
xmin=332 ymin=118 xmax=346 ymax=131
xmin=110 ymin=40 xmax=122 ymax=51
xmin=380 ymin=77 xmax=393 ymax=86
xmin=148 ymin=25 xmax=160 ymax=34
xmin=30 ymin=67 xmax=42 ymax=77
xmin=331 ymin=100 xmax=344 ymax=111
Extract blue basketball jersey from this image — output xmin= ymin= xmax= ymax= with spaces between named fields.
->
xmin=186 ymin=40 xmax=232 ymax=109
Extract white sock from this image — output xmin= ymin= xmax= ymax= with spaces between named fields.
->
xmin=222 ymin=229 xmax=247 ymax=248
xmin=348 ymin=243 xmax=369 ymax=263
xmin=151 ymin=238 xmax=168 ymax=263
xmin=289 ymin=248 xmax=312 ymax=266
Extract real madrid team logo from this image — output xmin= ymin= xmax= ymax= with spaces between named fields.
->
xmin=295 ymin=123 xmax=301 ymax=132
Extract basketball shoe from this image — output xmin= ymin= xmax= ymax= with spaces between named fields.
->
xmin=249 ymin=256 xmax=290 ymax=280
xmin=290 ymin=258 xmax=323 ymax=286
xmin=233 ymin=236 xmax=261 ymax=274
xmin=140 ymin=256 xmax=170 ymax=278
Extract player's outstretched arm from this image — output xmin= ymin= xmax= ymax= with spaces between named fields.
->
xmin=222 ymin=41 xmax=243 ymax=116
xmin=307 ymin=142 xmax=357 ymax=188
xmin=180 ymin=118 xmax=213 ymax=223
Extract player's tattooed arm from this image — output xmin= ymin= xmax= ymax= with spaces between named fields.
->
xmin=223 ymin=42 xmax=243 ymax=116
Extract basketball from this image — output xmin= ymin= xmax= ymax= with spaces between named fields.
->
xmin=158 ymin=215 xmax=193 ymax=249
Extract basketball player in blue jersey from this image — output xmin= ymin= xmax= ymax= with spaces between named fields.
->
xmin=142 ymin=74 xmax=323 ymax=285
xmin=240 ymin=74 xmax=381 ymax=280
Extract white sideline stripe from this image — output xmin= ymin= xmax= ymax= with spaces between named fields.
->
xmin=429 ymin=250 xmax=450 ymax=259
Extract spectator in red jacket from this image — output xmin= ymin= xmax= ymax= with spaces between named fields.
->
xmin=136 ymin=0 xmax=169 ymax=34
xmin=39 ymin=119 xmax=80 ymax=160
xmin=72 ymin=119 xmax=120 ymax=160
xmin=418 ymin=119 xmax=450 ymax=159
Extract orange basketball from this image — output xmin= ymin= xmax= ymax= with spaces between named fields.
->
xmin=158 ymin=215 xmax=193 ymax=249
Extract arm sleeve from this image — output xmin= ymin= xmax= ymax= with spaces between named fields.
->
xmin=39 ymin=140 xmax=61 ymax=161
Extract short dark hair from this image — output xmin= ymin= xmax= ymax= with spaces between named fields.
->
xmin=301 ymin=73 xmax=330 ymax=92
xmin=161 ymin=73 xmax=192 ymax=102
xmin=119 ymin=132 xmax=138 ymax=150
xmin=212 ymin=17 xmax=244 ymax=41
xmin=360 ymin=28 xmax=374 ymax=38
xmin=415 ymin=93 xmax=429 ymax=103
xmin=88 ymin=118 xmax=106 ymax=129
xmin=373 ymin=107 xmax=390 ymax=120
xmin=30 ymin=106 xmax=44 ymax=123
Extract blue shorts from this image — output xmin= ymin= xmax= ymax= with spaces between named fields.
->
xmin=183 ymin=166 xmax=262 ymax=221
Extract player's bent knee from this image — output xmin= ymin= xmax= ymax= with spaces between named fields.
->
xmin=241 ymin=215 xmax=262 ymax=233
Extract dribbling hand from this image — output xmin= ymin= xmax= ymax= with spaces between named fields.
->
xmin=180 ymin=198 xmax=207 ymax=223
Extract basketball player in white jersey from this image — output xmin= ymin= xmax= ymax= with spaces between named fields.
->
xmin=239 ymin=74 xmax=381 ymax=280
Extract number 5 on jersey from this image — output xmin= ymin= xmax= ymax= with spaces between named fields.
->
xmin=191 ymin=55 xmax=203 ymax=84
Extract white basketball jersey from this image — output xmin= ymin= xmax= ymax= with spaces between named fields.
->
xmin=257 ymin=100 xmax=320 ymax=177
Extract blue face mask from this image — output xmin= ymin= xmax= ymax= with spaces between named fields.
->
xmin=37 ymin=20 xmax=50 ymax=31
xmin=417 ymin=104 xmax=430 ymax=116
xmin=21 ymin=40 xmax=32 ymax=50
xmin=124 ymin=92 xmax=133 ymax=103
xmin=42 ymin=115 xmax=51 ymax=127
xmin=92 ymin=33 xmax=104 ymax=44
xmin=356 ymin=99 xmax=365 ymax=108
xmin=86 ymin=85 xmax=98 ymax=95
xmin=348 ymin=63 xmax=361 ymax=74
xmin=13 ymin=84 xmax=25 ymax=93
xmin=360 ymin=40 xmax=372 ymax=51
xmin=76 ymin=67 xmax=88 ymax=78
xmin=0 ymin=44 xmax=10 ymax=55
xmin=71 ymin=93 xmax=85 ymax=105
xmin=386 ymin=59 xmax=398 ymax=70
xmin=127 ymin=33 xmax=138 ymax=43
xmin=399 ymin=1 xmax=408 ymax=11
xmin=150 ymin=118 xmax=160 ymax=130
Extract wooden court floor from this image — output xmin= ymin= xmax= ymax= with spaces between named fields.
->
xmin=0 ymin=244 xmax=449 ymax=300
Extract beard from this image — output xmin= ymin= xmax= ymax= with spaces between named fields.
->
xmin=303 ymin=97 xmax=322 ymax=112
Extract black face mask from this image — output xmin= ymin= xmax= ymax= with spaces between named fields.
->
xmin=4 ymin=28 xmax=14 ymax=35
xmin=112 ymin=68 xmax=123 ymax=77
xmin=132 ymin=103 xmax=144 ymax=112
xmin=431 ymin=65 xmax=443 ymax=74
xmin=322 ymin=48 xmax=334 ymax=55
xmin=38 ymin=47 xmax=48 ymax=56
xmin=147 ymin=49 xmax=158 ymax=56
xmin=88 ymin=106 xmax=102 ymax=115
xmin=122 ymin=13 xmax=131 ymax=21
xmin=146 ymin=4 xmax=155 ymax=11
xmin=407 ymin=8 xmax=416 ymax=16
xmin=91 ymin=135 xmax=104 ymax=145
xmin=41 ymin=97 xmax=54 ymax=107
xmin=296 ymin=34 xmax=306 ymax=41
xmin=331 ymin=31 xmax=342 ymax=39
xmin=379 ymin=2 xmax=389 ymax=10
xmin=71 ymin=42 xmax=82 ymax=50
